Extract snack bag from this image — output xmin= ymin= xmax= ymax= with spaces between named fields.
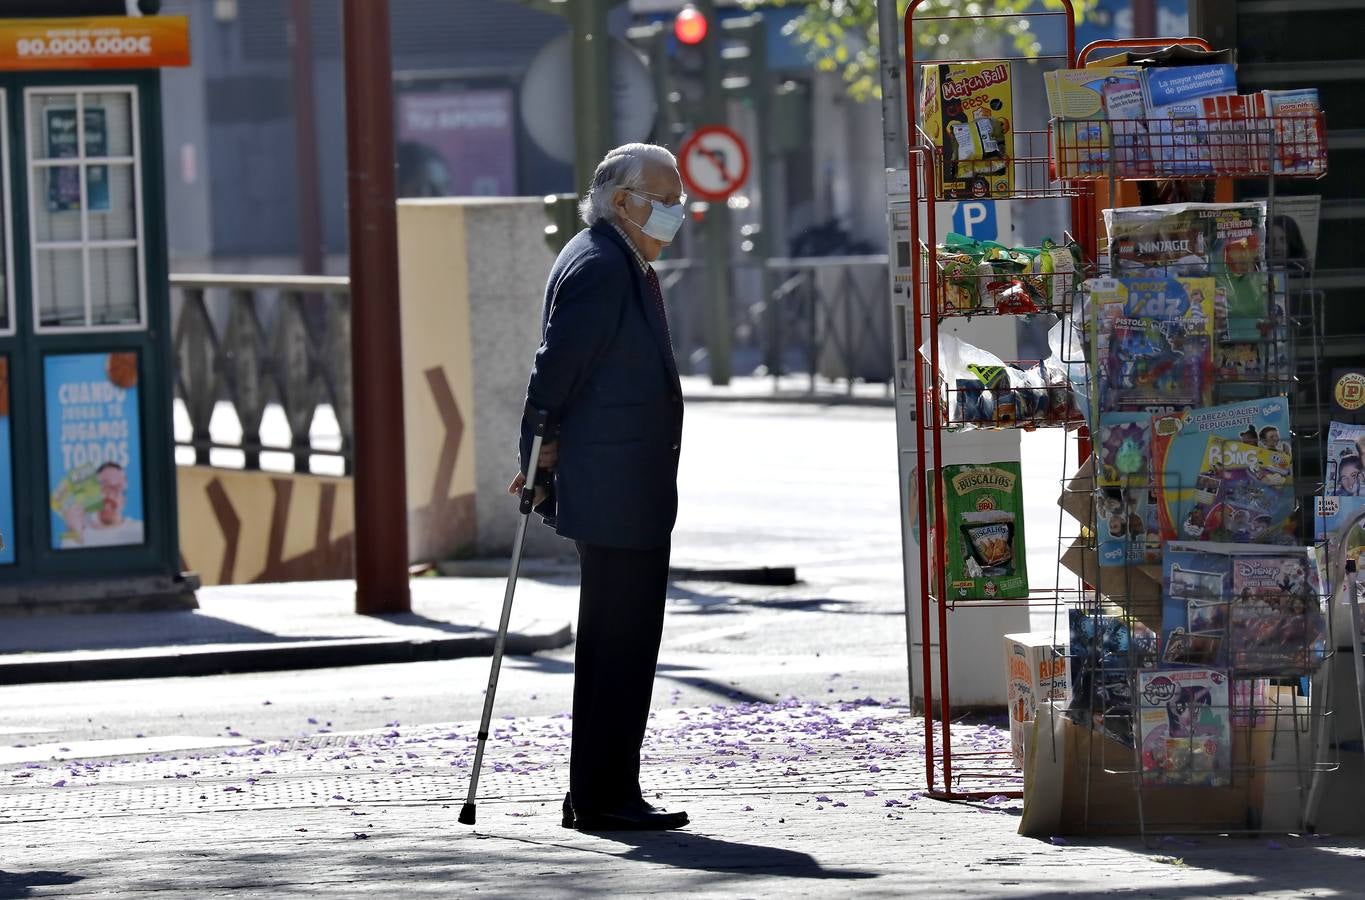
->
xmin=934 ymin=462 xmax=1028 ymax=600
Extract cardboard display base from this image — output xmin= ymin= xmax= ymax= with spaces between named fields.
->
xmin=1020 ymin=692 xmax=1324 ymax=837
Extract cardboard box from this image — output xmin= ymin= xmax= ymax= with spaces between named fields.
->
xmin=1004 ymin=632 xmax=1069 ymax=768
xmin=920 ymin=61 xmax=1013 ymax=199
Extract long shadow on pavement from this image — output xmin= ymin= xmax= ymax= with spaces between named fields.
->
xmin=0 ymin=869 xmax=83 ymax=899
xmin=508 ymin=655 xmax=775 ymax=705
xmin=1004 ymin=835 xmax=1365 ymax=899
xmin=599 ymin=830 xmax=877 ymax=881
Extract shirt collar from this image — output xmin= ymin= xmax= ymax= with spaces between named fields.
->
xmin=609 ymin=221 xmax=651 ymax=274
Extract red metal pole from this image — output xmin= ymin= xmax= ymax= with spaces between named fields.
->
xmin=343 ymin=0 xmax=411 ymax=615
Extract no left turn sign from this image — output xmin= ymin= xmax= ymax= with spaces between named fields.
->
xmin=679 ymin=125 xmax=750 ymax=202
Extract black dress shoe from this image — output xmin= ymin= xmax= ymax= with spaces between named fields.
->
xmin=570 ymin=797 xmax=687 ymax=835
xmin=572 ymin=806 xmax=689 ymax=832
xmin=561 ymin=792 xmax=574 ymax=829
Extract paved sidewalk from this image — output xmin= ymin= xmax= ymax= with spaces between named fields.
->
xmin=3 ymin=699 xmax=1362 ymax=898
xmin=680 ymin=373 xmax=894 ymax=406
xmin=0 ymin=576 xmax=576 ymax=685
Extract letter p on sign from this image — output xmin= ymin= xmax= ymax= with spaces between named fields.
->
xmin=952 ymin=201 xmax=996 ymax=241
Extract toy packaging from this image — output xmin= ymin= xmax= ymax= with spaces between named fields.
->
xmin=1004 ymin=632 xmax=1069 ymax=768
xmin=1149 ymin=397 xmax=1292 ymax=542
xmin=1045 ymin=66 xmax=1149 ymax=177
xmin=1089 ymin=276 xmax=1215 ymax=415
xmin=1067 ymin=608 xmax=1160 ymax=748
xmin=1138 ymin=668 xmax=1232 ymax=786
xmin=1229 ymin=552 xmax=1326 ymax=675
xmin=933 ymin=462 xmax=1028 ymax=599
xmin=920 ymin=61 xmax=1014 ymax=199
xmin=1104 ymin=203 xmax=1269 ymax=343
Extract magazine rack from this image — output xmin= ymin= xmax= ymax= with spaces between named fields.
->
xmin=895 ymin=8 xmax=1344 ymax=832
xmin=1050 ymin=38 xmax=1338 ymax=837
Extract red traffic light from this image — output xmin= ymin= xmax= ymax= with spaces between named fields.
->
xmin=674 ymin=4 xmax=708 ymax=45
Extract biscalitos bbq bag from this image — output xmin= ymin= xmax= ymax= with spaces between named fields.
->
xmin=933 ymin=462 xmax=1029 ymax=600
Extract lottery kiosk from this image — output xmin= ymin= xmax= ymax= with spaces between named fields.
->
xmin=0 ymin=9 xmax=191 ymax=612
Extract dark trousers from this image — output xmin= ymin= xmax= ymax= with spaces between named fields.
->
xmin=570 ymin=539 xmax=670 ymax=812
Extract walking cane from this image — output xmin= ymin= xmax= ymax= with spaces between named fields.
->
xmin=459 ymin=409 xmax=551 ymax=826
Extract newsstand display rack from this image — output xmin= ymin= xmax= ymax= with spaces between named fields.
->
xmin=902 ymin=0 xmax=1085 ymax=802
xmin=897 ymin=1 xmax=1343 ymax=831
xmin=1052 ymin=38 xmax=1335 ymax=838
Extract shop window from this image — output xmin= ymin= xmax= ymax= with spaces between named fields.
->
xmin=27 ymin=88 xmax=144 ymax=332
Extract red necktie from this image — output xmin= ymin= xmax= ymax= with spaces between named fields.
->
xmin=645 ymin=267 xmax=678 ymax=375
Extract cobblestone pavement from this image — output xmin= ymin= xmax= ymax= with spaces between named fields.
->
xmin=4 ymin=700 xmax=1364 ymax=898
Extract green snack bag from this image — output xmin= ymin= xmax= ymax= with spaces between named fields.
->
xmin=932 ymin=461 xmax=1030 ymax=600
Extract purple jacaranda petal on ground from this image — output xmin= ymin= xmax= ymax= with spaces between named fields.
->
xmin=353 ymin=833 xmax=368 ymax=839
xmin=742 ymin=805 xmax=754 ymax=812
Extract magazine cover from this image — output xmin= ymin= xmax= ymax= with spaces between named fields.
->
xmin=1096 ymin=485 xmax=1163 ymax=566
xmin=1162 ymin=542 xmax=1231 ymax=668
xmin=1104 ymin=203 xmax=1269 ymax=342
xmin=1138 ymin=668 xmax=1232 ymax=786
xmin=1091 ymin=276 xmax=1215 ymax=414
xmin=1325 ymin=421 xmax=1365 ymax=496
xmin=1097 ymin=412 xmax=1152 ymax=488
xmin=1149 ymin=397 xmax=1292 ymax=541
xmin=1229 ymin=553 xmax=1327 ymax=675
xmin=934 ymin=462 xmax=1028 ymax=600
xmin=1195 ymin=437 xmax=1296 ymax=544
xmin=1141 ymin=64 xmax=1238 ymax=174
xmin=1067 ymin=608 xmax=1160 ymax=748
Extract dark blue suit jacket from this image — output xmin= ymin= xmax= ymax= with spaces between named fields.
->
xmin=519 ymin=221 xmax=684 ymax=550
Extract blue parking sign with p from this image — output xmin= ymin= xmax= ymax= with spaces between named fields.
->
xmin=951 ymin=201 xmax=997 ymax=241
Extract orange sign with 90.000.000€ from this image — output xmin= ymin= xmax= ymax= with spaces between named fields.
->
xmin=0 ymin=15 xmax=189 ymax=71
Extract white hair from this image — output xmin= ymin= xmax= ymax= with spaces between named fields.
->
xmin=579 ymin=143 xmax=678 ymax=226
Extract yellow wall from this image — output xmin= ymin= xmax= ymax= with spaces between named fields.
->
xmin=178 ymin=201 xmax=483 ymax=586
xmin=397 ymin=200 xmax=479 ymax=564
xmin=178 ymin=466 xmax=356 ymax=586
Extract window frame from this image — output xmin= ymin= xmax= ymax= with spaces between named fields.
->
xmin=0 ymin=90 xmax=15 ymax=338
xmin=25 ymin=85 xmax=147 ymax=335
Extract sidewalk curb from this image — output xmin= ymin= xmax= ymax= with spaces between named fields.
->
xmin=680 ymin=391 xmax=893 ymax=408
xmin=0 ymin=623 xmax=573 ymax=686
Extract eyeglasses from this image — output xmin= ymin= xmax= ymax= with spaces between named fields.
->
xmin=629 ymin=188 xmax=687 ymax=207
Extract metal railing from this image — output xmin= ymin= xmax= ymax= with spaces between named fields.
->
xmin=170 ymin=274 xmax=353 ymax=474
xmin=655 ymin=254 xmax=893 ymax=394
xmin=168 ymin=256 xmax=892 ymax=471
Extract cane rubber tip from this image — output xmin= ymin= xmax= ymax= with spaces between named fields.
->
xmin=458 ymin=803 xmax=476 ymax=825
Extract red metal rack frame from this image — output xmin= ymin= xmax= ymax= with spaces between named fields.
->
xmin=904 ymin=0 xmax=1079 ymax=802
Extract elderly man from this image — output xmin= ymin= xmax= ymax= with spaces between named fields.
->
xmin=512 ymin=143 xmax=688 ymax=831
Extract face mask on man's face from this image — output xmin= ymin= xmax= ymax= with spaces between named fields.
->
xmin=623 ymin=191 xmax=686 ymax=243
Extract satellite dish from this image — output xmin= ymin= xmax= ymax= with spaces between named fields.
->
xmin=520 ymin=32 xmax=658 ymax=166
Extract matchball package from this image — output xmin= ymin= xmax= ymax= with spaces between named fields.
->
xmin=920 ymin=61 xmax=1014 ymax=199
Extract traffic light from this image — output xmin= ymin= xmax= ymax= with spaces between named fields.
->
xmin=543 ymin=193 xmax=580 ymax=254
xmin=673 ymin=4 xmax=708 ymax=46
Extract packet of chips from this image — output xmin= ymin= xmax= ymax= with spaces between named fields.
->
xmin=931 ymin=461 xmax=1030 ymax=600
